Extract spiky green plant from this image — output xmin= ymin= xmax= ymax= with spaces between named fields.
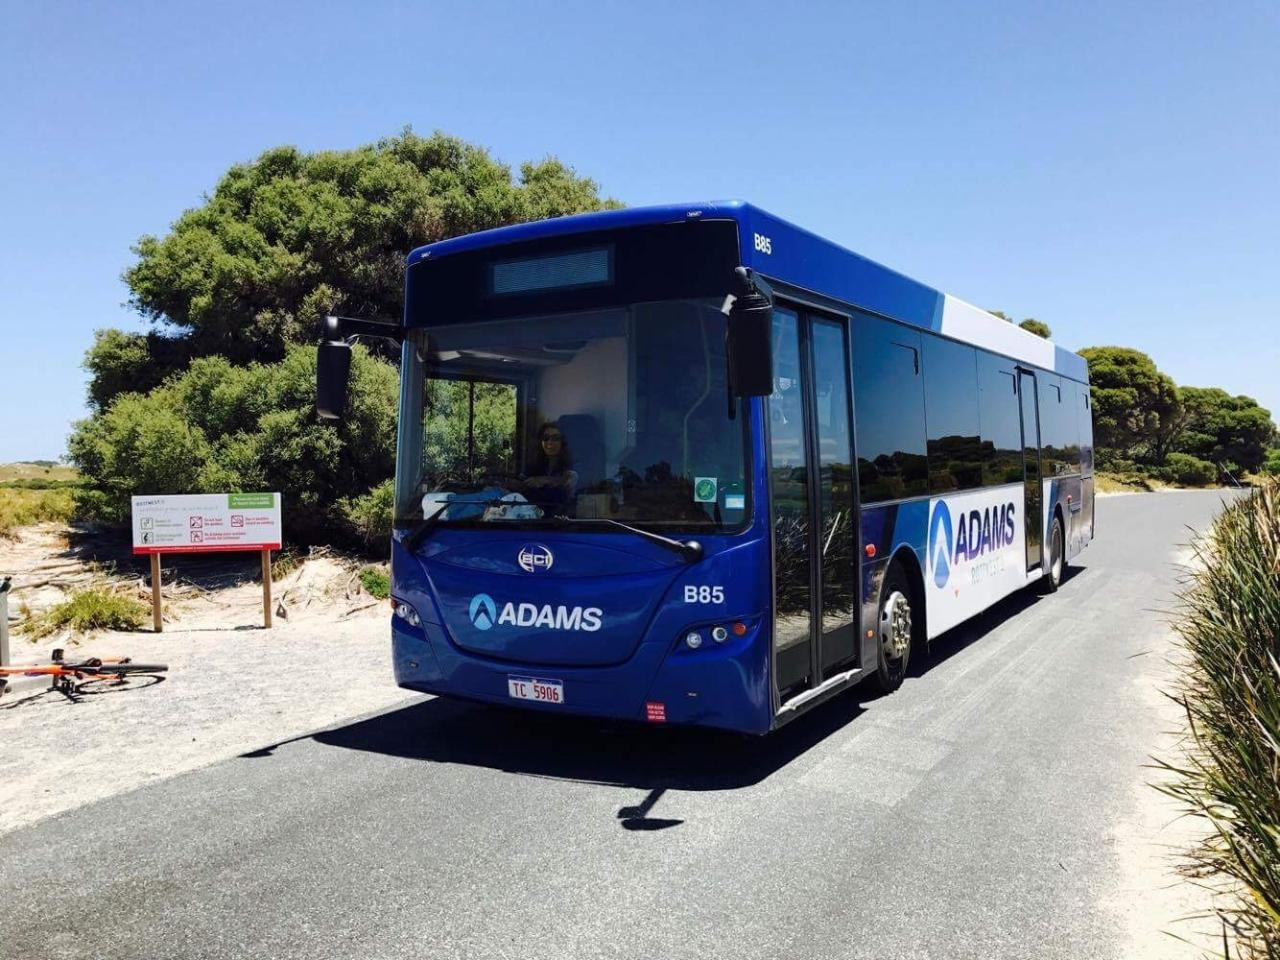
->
xmin=1159 ymin=482 xmax=1280 ymax=957
xmin=21 ymin=585 xmax=148 ymax=639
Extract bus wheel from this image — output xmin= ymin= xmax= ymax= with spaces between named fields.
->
xmin=875 ymin=564 xmax=915 ymax=693
xmin=1044 ymin=515 xmax=1065 ymax=593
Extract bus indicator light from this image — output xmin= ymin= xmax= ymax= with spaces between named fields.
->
xmin=732 ymin=621 xmax=747 ymax=637
xmin=645 ymin=702 xmax=666 ymax=722
xmin=864 ymin=544 xmax=876 ymax=558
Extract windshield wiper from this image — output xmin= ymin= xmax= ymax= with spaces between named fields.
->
xmin=551 ymin=515 xmax=703 ymax=563
xmin=401 ymin=498 xmax=523 ymax=552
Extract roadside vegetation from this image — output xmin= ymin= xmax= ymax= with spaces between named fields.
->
xmin=0 ymin=486 xmax=77 ymax=538
xmin=20 ymin=582 xmax=149 ymax=639
xmin=1161 ymin=482 xmax=1280 ymax=957
xmin=358 ymin=566 xmax=390 ymax=600
xmin=65 ymin=129 xmax=619 ymax=551
xmin=1082 ymin=347 xmax=1277 ymax=488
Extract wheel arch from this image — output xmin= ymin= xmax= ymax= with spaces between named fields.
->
xmin=1052 ymin=502 xmax=1067 ymax=557
xmin=887 ymin=546 xmax=927 ymax=636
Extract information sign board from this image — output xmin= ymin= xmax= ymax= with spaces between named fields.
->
xmin=131 ymin=493 xmax=282 ymax=555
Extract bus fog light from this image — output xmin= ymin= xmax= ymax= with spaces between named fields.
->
xmin=711 ymin=625 xmax=728 ymax=643
xmin=685 ymin=631 xmax=702 ymax=649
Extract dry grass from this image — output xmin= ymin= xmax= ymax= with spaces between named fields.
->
xmin=1095 ymin=471 xmax=1179 ymax=494
xmin=0 ymin=487 xmax=76 ymax=538
xmin=0 ymin=462 xmax=78 ymax=483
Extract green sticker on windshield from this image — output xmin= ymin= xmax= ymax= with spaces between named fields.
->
xmin=693 ymin=477 xmax=717 ymax=503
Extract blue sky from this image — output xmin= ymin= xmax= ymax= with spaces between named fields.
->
xmin=2 ymin=0 xmax=1276 ymax=461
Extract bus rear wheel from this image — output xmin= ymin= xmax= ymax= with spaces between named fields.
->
xmin=875 ymin=563 xmax=917 ymax=694
xmin=1044 ymin=515 xmax=1065 ymax=593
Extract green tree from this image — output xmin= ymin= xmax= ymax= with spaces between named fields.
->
xmin=1018 ymin=318 xmax=1051 ymax=339
xmin=987 ymin=310 xmax=1052 ymax=340
xmin=70 ymin=344 xmax=398 ymax=542
xmin=1175 ymin=387 xmax=1275 ymax=475
xmin=1078 ymin=346 xmax=1181 ymax=464
xmin=83 ymin=329 xmax=194 ymax=410
xmin=91 ymin=129 xmax=618 ymax=408
xmin=73 ymin=130 xmax=619 ymax=544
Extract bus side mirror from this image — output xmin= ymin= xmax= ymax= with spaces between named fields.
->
xmin=726 ymin=270 xmax=774 ymax=397
xmin=316 ymin=339 xmax=352 ymax=420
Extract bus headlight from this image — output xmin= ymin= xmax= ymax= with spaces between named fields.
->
xmin=393 ymin=600 xmax=421 ymax=627
xmin=684 ymin=631 xmax=703 ymax=649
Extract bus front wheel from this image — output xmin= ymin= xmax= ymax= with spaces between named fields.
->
xmin=875 ymin=563 xmax=917 ymax=694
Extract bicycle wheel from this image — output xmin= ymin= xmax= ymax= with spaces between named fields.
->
xmin=96 ymin=663 xmax=168 ymax=675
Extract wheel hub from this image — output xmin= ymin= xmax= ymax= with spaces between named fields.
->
xmin=880 ymin=591 xmax=912 ymax=660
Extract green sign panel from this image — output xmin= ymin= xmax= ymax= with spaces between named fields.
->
xmin=228 ymin=493 xmax=276 ymax=509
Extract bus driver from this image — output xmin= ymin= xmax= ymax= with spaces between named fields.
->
xmin=517 ymin=421 xmax=579 ymax=508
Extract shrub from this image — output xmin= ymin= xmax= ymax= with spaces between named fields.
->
xmin=1159 ymin=482 xmax=1280 ymax=956
xmin=69 ymin=343 xmax=398 ymax=544
xmin=21 ymin=585 xmax=149 ymax=638
xmin=1158 ymin=452 xmax=1218 ymax=486
xmin=1265 ymin=448 xmax=1280 ymax=476
xmin=0 ymin=488 xmax=77 ymax=538
xmin=341 ymin=479 xmax=394 ymax=553
xmin=358 ymin=566 xmax=390 ymax=600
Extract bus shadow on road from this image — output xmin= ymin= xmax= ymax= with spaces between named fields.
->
xmin=290 ymin=688 xmax=869 ymax=796
xmin=908 ymin=562 xmax=1088 ymax=679
xmin=243 ymin=564 xmax=1089 ymax=828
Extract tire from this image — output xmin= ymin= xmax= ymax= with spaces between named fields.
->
xmin=98 ymin=663 xmax=168 ymax=676
xmin=874 ymin=562 xmax=918 ymax=694
xmin=1044 ymin=515 xmax=1065 ymax=593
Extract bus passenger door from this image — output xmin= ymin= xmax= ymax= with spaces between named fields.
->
xmin=767 ymin=304 xmax=857 ymax=703
xmin=1017 ymin=369 xmax=1043 ymax=572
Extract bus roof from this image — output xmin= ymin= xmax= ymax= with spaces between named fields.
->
xmin=407 ymin=201 xmax=1088 ymax=383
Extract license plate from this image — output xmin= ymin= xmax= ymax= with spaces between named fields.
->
xmin=507 ymin=676 xmax=564 ymax=704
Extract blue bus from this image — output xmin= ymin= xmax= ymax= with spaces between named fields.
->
xmin=316 ymin=201 xmax=1094 ymax=735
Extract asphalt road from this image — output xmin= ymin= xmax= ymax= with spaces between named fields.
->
xmin=0 ymin=491 xmax=1237 ymax=959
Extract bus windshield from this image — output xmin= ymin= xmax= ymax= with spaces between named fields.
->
xmin=395 ymin=298 xmax=749 ymax=533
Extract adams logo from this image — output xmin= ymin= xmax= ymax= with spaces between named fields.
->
xmin=928 ymin=499 xmax=1018 ymax=589
xmin=468 ymin=593 xmax=602 ymax=633
xmin=469 ymin=593 xmax=499 ymax=630
xmin=928 ymin=502 xmax=954 ymax=588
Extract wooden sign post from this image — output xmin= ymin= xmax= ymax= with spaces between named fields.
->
xmin=132 ymin=493 xmax=283 ymax=632
xmin=150 ymin=553 xmax=163 ymax=632
xmin=261 ymin=547 xmax=273 ymax=629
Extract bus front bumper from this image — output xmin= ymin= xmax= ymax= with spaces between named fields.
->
xmin=390 ymin=619 xmax=771 ymax=734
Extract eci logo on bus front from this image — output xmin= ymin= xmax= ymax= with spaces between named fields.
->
xmin=517 ymin=543 xmax=554 ymax=573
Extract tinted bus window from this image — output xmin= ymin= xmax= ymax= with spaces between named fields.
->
xmin=852 ymin=316 xmax=926 ymax=503
xmin=1062 ymin=380 xmax=1082 ymax=471
xmin=1078 ymin=384 xmax=1095 ymax=475
xmin=977 ymin=351 xmax=1022 ymax=486
xmin=923 ymin=335 xmax=983 ymax=493
xmin=1038 ymin=376 xmax=1080 ymax=476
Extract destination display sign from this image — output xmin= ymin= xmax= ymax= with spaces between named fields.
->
xmin=131 ymin=493 xmax=282 ymax=555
